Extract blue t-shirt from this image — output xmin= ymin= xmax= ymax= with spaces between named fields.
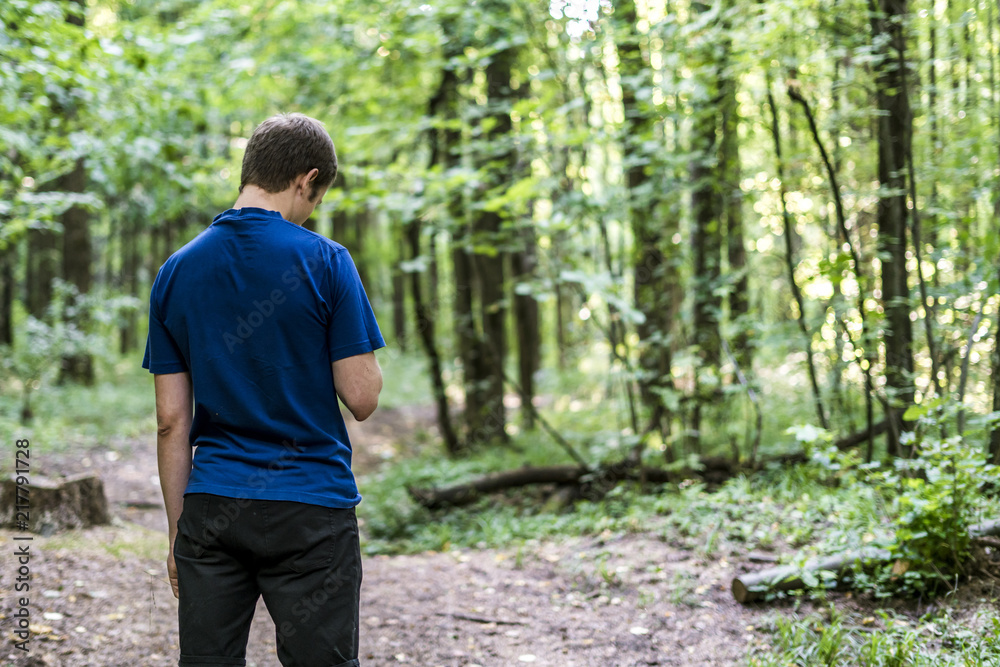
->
xmin=142 ymin=207 xmax=385 ymax=508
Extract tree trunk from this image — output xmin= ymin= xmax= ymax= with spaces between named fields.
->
xmin=733 ymin=520 xmax=1000 ymax=603
xmin=436 ymin=17 xmax=481 ymax=444
xmin=767 ymin=83 xmax=828 ymax=430
xmin=926 ymin=6 xmax=944 ymax=395
xmin=333 ymin=172 xmax=373 ymax=292
xmin=732 ymin=548 xmax=892 ymax=603
xmin=0 ymin=243 xmax=13 ymax=346
xmin=870 ymin=0 xmax=915 ymax=456
xmin=392 ymin=228 xmax=407 ymax=351
xmin=691 ymin=117 xmax=722 ymax=372
xmin=555 ymin=263 xmax=574 ymax=371
xmin=469 ymin=0 xmax=516 ymax=445
xmin=719 ymin=0 xmax=749 ymax=372
xmin=512 ymin=225 xmax=540 ymax=429
xmin=616 ymin=0 xmax=677 ymax=441
xmin=58 ymin=157 xmax=95 ymax=385
xmin=119 ymin=211 xmax=139 ymax=354
xmin=26 ymin=226 xmax=58 ymax=321
xmin=407 ymin=217 xmax=461 ymax=454
xmin=787 ymin=85 xmax=878 ymax=460
xmin=990 ymin=0 xmax=1000 ymax=464
xmin=453 ymin=240 xmax=483 ymax=438
xmin=688 ymin=0 xmax=724 ymax=453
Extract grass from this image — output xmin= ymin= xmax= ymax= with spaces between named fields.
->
xmin=747 ymin=606 xmax=1000 ymax=666
xmin=40 ymin=523 xmax=168 ymax=562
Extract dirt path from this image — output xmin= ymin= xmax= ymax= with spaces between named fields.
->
xmin=2 ymin=406 xmax=993 ymax=666
xmin=0 ymin=406 xmax=764 ymax=666
xmin=0 ymin=524 xmax=758 ymax=666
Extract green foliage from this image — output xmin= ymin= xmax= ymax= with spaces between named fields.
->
xmin=0 ymin=281 xmax=140 ymax=421
xmin=0 ymin=363 xmax=154 ymax=461
xmin=0 ymin=317 xmax=73 ymax=410
xmin=879 ymin=439 xmax=985 ymax=591
xmin=783 ymin=401 xmax=1000 ymax=598
xmin=855 ymin=402 xmax=997 ymax=596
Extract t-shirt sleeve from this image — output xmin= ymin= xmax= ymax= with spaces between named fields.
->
xmin=326 ymin=248 xmax=386 ymax=362
xmin=142 ymin=289 xmax=189 ymax=375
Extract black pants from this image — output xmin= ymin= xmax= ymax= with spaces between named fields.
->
xmin=173 ymin=493 xmax=362 ymax=667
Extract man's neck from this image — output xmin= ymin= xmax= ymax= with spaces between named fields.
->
xmin=232 ymin=186 xmax=299 ymax=225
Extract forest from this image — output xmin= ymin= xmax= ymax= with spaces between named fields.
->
xmin=3 ymin=0 xmax=1000 ymax=664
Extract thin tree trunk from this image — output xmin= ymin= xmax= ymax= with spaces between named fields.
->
xmin=927 ymin=6 xmax=945 ymax=394
xmin=788 ymin=87 xmax=877 ymax=460
xmin=990 ymin=0 xmax=1000 ymax=463
xmin=354 ymin=204 xmax=374 ymax=296
xmin=26 ymin=226 xmax=58 ymax=322
xmin=688 ymin=0 xmax=724 ymax=454
xmin=0 ymin=243 xmax=13 ymax=346
xmin=767 ymin=83 xmax=828 ymax=429
xmin=897 ymin=16 xmax=940 ymax=404
xmin=721 ymin=58 xmax=749 ymax=372
xmin=407 ymin=216 xmax=461 ymax=454
xmin=690 ymin=124 xmax=722 ymax=373
xmin=58 ymin=157 xmax=94 ymax=384
xmin=436 ymin=16 xmax=480 ymax=443
xmin=555 ymin=263 xmax=571 ymax=371
xmin=392 ymin=229 xmax=407 ymax=351
xmin=512 ymin=224 xmax=540 ymax=430
xmin=119 ymin=211 xmax=139 ymax=353
xmin=428 ymin=227 xmax=440 ymax=317
xmin=616 ymin=0 xmax=677 ymax=443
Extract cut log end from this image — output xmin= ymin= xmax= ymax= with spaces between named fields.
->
xmin=731 ymin=578 xmax=752 ymax=604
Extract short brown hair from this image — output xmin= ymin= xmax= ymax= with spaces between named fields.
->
xmin=239 ymin=113 xmax=338 ymax=199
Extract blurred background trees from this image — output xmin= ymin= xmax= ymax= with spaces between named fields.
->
xmin=3 ymin=0 xmax=1000 ymax=464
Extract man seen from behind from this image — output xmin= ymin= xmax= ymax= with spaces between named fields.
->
xmin=143 ymin=112 xmax=384 ymax=667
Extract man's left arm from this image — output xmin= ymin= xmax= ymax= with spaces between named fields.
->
xmin=154 ymin=372 xmax=193 ymax=599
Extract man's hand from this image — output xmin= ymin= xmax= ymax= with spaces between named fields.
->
xmin=167 ymin=538 xmax=179 ymax=599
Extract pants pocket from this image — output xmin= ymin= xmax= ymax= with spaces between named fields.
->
xmin=286 ymin=505 xmax=337 ymax=573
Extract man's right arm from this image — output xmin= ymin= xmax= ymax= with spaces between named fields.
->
xmin=332 ymin=352 xmax=382 ymax=421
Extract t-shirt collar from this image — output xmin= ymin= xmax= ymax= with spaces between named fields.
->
xmin=212 ymin=207 xmax=285 ymax=224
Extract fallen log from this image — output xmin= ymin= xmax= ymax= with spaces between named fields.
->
xmin=408 ymin=464 xmax=678 ymax=510
xmin=0 ymin=474 xmax=110 ymax=535
xmin=733 ymin=519 xmax=1000 ymax=603
xmin=732 ymin=547 xmax=891 ymax=603
xmin=409 ymin=465 xmax=585 ymax=509
xmin=833 ymin=419 xmax=889 ymax=451
xmin=409 ymin=453 xmax=804 ymax=510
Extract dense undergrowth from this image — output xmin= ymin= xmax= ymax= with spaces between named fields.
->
xmin=354 ymin=353 xmax=1000 ymax=664
xmin=2 ymin=350 xmax=1000 ymax=663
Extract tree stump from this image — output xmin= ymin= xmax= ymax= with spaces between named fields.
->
xmin=1 ymin=474 xmax=110 ymax=535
